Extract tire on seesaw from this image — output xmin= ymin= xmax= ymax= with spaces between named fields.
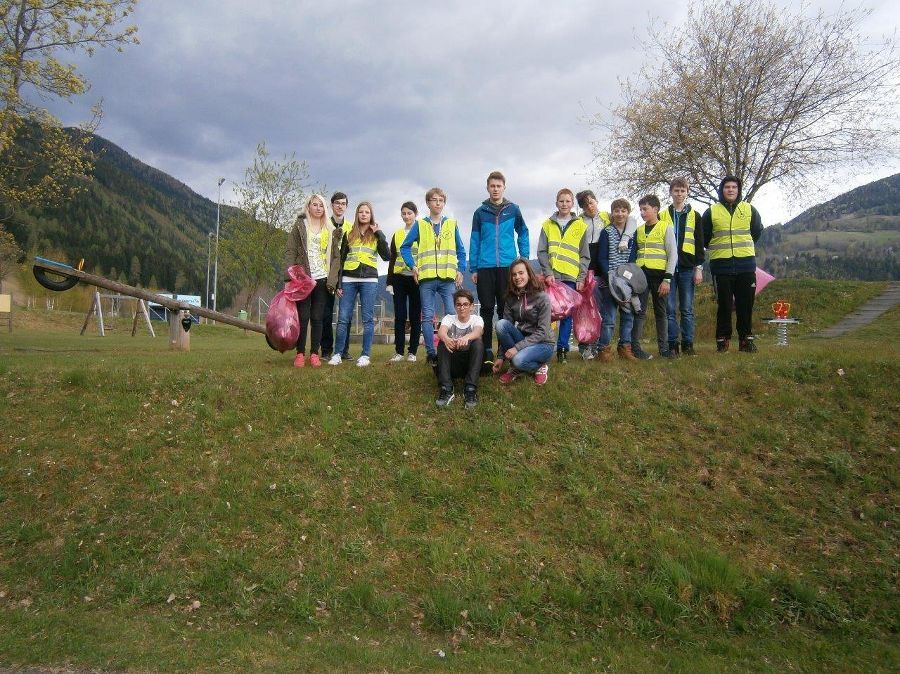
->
xmin=33 ymin=266 xmax=79 ymax=291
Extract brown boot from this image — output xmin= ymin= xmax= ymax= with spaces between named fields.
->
xmin=617 ymin=344 xmax=637 ymax=361
xmin=598 ymin=345 xmax=613 ymax=362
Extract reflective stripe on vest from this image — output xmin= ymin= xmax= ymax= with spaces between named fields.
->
xmin=542 ymin=217 xmax=587 ymax=279
xmin=659 ymin=207 xmax=696 ymax=256
xmin=417 ymin=218 xmax=458 ymax=280
xmin=636 ymin=221 xmax=671 ymax=271
xmin=709 ymin=202 xmax=755 ymax=260
xmin=344 ymin=238 xmax=378 ymax=271
xmin=393 ymin=228 xmax=417 ymax=274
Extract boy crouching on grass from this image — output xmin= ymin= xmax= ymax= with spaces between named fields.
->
xmin=435 ymin=288 xmax=484 ymax=409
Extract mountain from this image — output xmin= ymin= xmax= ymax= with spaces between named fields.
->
xmin=6 ymin=132 xmax=239 ymax=299
xmin=756 ymin=173 xmax=900 ymax=280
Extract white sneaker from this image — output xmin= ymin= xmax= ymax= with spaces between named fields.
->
xmin=356 ymin=355 xmax=371 ymax=367
xmin=327 ymin=354 xmax=342 ymax=366
xmin=389 ymin=353 xmax=404 ymax=362
xmin=406 ymin=353 xmax=417 ymax=362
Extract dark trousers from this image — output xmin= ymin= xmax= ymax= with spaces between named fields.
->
xmin=633 ymin=276 xmax=669 ymax=354
xmin=714 ymin=272 xmax=756 ymax=340
xmin=436 ymin=338 xmax=484 ymax=390
xmin=475 ymin=267 xmax=508 ymax=356
xmin=296 ymin=279 xmax=329 ymax=355
xmin=392 ymin=275 xmax=422 ymax=355
xmin=321 ymin=288 xmax=351 ymax=358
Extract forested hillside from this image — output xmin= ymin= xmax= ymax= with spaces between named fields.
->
xmin=5 ymin=133 xmax=238 ymax=296
xmin=757 ymin=173 xmax=899 ymax=279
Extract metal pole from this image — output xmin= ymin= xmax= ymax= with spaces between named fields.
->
xmin=205 ymin=232 xmax=212 ymax=322
xmin=212 ymin=177 xmax=225 ymax=322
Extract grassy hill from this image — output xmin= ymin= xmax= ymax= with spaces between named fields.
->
xmin=757 ymin=173 xmax=900 ymax=280
xmin=0 ymin=279 xmax=897 ymax=673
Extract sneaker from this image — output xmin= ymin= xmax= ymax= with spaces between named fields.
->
xmin=389 ymin=353 xmax=404 ymax=363
xmin=716 ymin=338 xmax=731 ymax=353
xmin=738 ymin=337 xmax=758 ymax=353
xmin=669 ymin=342 xmax=680 ymax=356
xmin=341 ymin=352 xmax=350 ymax=361
xmin=356 ymin=355 xmax=371 ymax=367
xmin=427 ymin=353 xmax=438 ymax=367
xmin=616 ymin=344 xmax=636 ymax=361
xmin=436 ymin=387 xmax=455 ymax=407
xmin=293 ymin=353 xmax=305 ymax=368
xmin=498 ymin=368 xmax=520 ymax=384
xmin=557 ymin=349 xmax=568 ymax=364
xmin=328 ymin=354 xmax=342 ymax=365
xmin=482 ymin=349 xmax=496 ymax=375
xmin=534 ymin=364 xmax=549 ymax=385
xmin=632 ymin=344 xmax=653 ymax=360
xmin=407 ymin=353 xmax=417 ymax=362
xmin=309 ymin=353 xmax=321 ymax=367
xmin=464 ymin=387 xmax=478 ymax=409
xmin=660 ymin=350 xmax=678 ymax=359
xmin=582 ymin=346 xmax=596 ymax=361
xmin=682 ymin=342 xmax=696 ymax=356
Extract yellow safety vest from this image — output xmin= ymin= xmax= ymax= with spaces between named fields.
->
xmin=542 ymin=217 xmax=587 ymax=279
xmin=416 ymin=218 xmax=458 ymax=280
xmin=708 ymin=202 xmax=755 ymax=260
xmin=340 ymin=219 xmax=352 ymax=234
xmin=636 ymin=221 xmax=671 ymax=271
xmin=343 ymin=236 xmax=378 ymax=271
xmin=659 ymin=207 xmax=697 ymax=256
xmin=599 ymin=211 xmax=612 ymax=225
xmin=393 ymin=228 xmax=417 ymax=274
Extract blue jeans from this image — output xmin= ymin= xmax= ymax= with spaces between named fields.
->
xmin=334 ymin=281 xmax=377 ymax=357
xmin=419 ymin=278 xmax=456 ymax=357
xmin=556 ymin=280 xmax=576 ymax=352
xmin=667 ymin=269 xmax=696 ymax=345
xmin=495 ymin=319 xmax=555 ymax=373
xmin=597 ymin=285 xmax=634 ymax=348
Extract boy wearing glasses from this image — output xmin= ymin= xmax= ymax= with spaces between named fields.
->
xmin=321 ymin=192 xmax=353 ymax=360
xmin=435 ymin=288 xmax=484 ymax=409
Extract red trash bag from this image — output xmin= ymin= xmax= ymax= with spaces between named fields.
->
xmin=265 ymin=265 xmax=317 ymax=352
xmin=545 ymin=276 xmax=582 ymax=321
xmin=574 ymin=271 xmax=601 ymax=344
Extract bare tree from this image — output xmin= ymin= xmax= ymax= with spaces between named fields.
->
xmin=0 ymin=223 xmax=23 ymax=292
xmin=591 ymin=0 xmax=899 ymax=204
xmin=220 ymin=142 xmax=312 ymax=312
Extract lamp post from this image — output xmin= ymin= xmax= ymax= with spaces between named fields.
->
xmin=205 ymin=232 xmax=212 ymax=321
xmin=212 ymin=177 xmax=225 ymax=322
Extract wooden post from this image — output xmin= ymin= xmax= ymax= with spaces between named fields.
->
xmin=131 ymin=299 xmax=156 ymax=337
xmin=168 ymin=309 xmax=190 ymax=351
xmin=80 ymin=290 xmax=105 ymax=336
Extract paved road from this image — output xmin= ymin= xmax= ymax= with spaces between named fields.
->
xmin=814 ymin=283 xmax=900 ymax=338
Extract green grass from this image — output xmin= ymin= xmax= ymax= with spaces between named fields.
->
xmin=0 ymin=278 xmax=898 ymax=673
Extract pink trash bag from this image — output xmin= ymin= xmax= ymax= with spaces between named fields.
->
xmin=265 ymin=265 xmax=317 ymax=352
xmin=545 ymin=276 xmax=583 ymax=321
xmin=574 ymin=271 xmax=601 ymax=344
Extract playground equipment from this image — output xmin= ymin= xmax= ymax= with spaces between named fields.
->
xmin=32 ymin=256 xmax=264 ymax=351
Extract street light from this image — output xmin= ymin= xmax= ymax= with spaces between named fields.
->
xmin=212 ymin=177 xmax=225 ymax=322
xmin=205 ymin=231 xmax=213 ymax=321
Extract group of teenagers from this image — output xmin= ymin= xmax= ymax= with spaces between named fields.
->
xmin=285 ymin=171 xmax=763 ymax=408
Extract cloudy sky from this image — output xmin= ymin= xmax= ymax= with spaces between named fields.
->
xmin=45 ymin=0 xmax=900 ymax=257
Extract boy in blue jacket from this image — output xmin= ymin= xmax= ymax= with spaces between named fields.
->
xmin=469 ymin=171 xmax=530 ymax=369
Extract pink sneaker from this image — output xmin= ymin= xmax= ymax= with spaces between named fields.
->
xmin=309 ymin=353 xmax=321 ymax=368
xmin=293 ymin=353 xmax=305 ymax=368
xmin=534 ymin=364 xmax=549 ymax=385
xmin=498 ymin=368 xmax=520 ymax=384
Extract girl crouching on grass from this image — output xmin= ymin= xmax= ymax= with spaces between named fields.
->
xmin=327 ymin=202 xmax=390 ymax=367
xmin=493 ymin=258 xmax=555 ymax=385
